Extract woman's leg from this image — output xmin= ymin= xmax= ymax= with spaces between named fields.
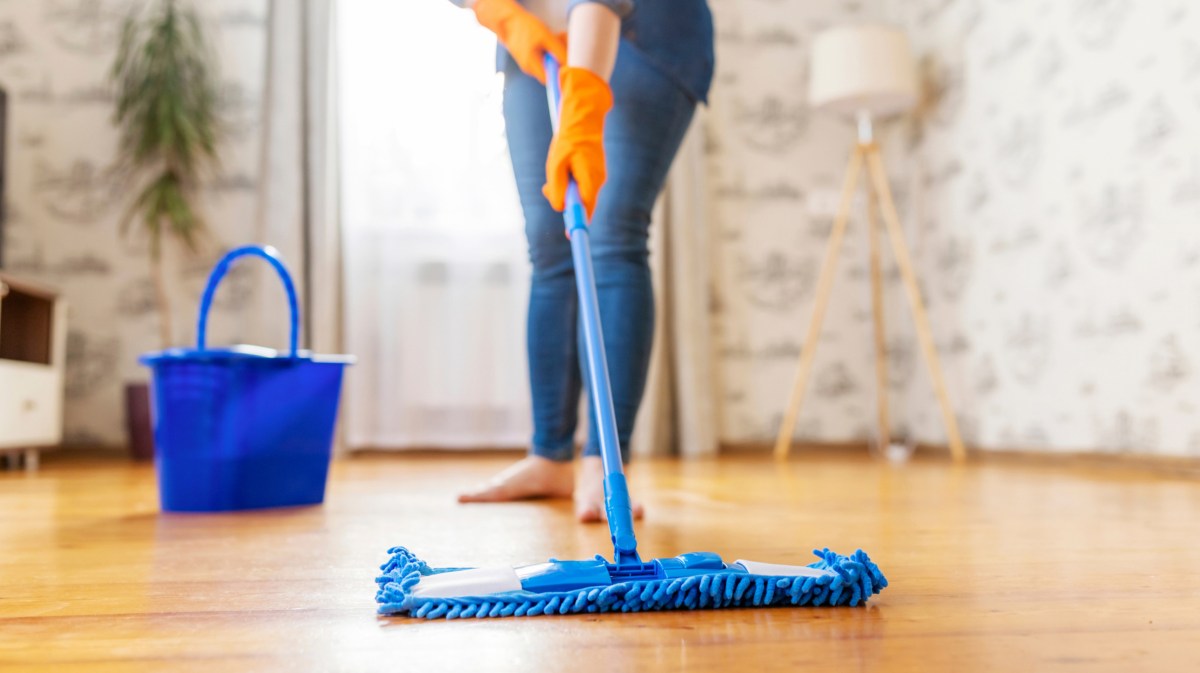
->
xmin=461 ymin=46 xmax=696 ymax=515
xmin=459 ymin=62 xmax=581 ymax=503
xmin=574 ymin=43 xmax=698 ymax=520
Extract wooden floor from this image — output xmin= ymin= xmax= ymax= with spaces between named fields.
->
xmin=1 ymin=450 xmax=1199 ymax=672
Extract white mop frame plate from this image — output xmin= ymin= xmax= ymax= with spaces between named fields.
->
xmin=376 ymin=547 xmax=888 ymax=619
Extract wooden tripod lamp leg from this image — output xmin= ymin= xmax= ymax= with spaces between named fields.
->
xmin=864 ymin=147 xmax=967 ymax=463
xmin=865 ymin=179 xmax=891 ymax=452
xmin=774 ymin=147 xmax=864 ymax=459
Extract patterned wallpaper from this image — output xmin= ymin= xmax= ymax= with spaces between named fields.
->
xmin=0 ymin=0 xmax=270 ymax=446
xmin=706 ymin=0 xmax=899 ymax=446
xmin=887 ymin=0 xmax=1200 ymax=456
xmin=707 ymin=0 xmax=1200 ymax=456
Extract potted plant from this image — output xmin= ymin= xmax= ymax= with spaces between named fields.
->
xmin=110 ymin=0 xmax=221 ymax=460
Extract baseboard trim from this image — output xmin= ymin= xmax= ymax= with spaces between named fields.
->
xmin=38 ymin=441 xmax=1200 ymax=479
xmin=723 ymin=440 xmax=1200 ymax=478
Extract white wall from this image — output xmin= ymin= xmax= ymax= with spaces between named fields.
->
xmin=707 ymin=0 xmax=907 ymax=446
xmin=885 ymin=0 xmax=1200 ymax=455
xmin=708 ymin=0 xmax=1200 ymax=456
xmin=0 ymin=0 xmax=276 ymax=446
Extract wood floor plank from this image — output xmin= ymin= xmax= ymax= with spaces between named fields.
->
xmin=1 ymin=451 xmax=1198 ymax=672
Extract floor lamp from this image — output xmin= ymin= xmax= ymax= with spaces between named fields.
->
xmin=774 ymin=24 xmax=966 ymax=462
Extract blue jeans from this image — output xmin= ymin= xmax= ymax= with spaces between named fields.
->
xmin=503 ymin=42 xmax=696 ymax=463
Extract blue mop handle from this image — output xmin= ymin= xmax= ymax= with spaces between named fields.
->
xmin=544 ymin=54 xmax=640 ymax=566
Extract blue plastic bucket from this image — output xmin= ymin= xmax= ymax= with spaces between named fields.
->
xmin=139 ymin=245 xmax=354 ymax=512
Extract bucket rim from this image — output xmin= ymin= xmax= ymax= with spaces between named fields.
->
xmin=139 ymin=344 xmax=356 ymax=366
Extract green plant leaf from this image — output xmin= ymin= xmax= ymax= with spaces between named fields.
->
xmin=110 ymin=0 xmax=220 ymax=260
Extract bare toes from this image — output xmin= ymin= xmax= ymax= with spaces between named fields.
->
xmin=457 ymin=485 xmax=504 ymax=503
xmin=457 ymin=456 xmax=574 ymax=503
xmin=575 ymin=502 xmax=603 ymax=523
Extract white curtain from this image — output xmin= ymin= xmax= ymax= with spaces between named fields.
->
xmin=631 ymin=112 xmax=720 ymax=458
xmin=255 ymin=0 xmax=341 ymax=356
xmin=337 ymin=1 xmax=532 ymax=449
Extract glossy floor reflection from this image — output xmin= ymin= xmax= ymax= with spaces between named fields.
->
xmin=1 ymin=450 xmax=1198 ymax=672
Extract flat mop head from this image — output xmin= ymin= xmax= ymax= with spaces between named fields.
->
xmin=376 ymin=547 xmax=887 ymax=619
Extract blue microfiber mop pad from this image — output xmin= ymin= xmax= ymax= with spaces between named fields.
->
xmin=376 ymin=547 xmax=887 ymax=619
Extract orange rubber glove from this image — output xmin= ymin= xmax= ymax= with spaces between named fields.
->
xmin=542 ymin=66 xmax=613 ymax=220
xmin=472 ymin=0 xmax=567 ymax=85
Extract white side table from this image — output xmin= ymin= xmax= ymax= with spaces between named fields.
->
xmin=0 ymin=273 xmax=67 ymax=471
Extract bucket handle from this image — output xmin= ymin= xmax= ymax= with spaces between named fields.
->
xmin=196 ymin=245 xmax=300 ymax=357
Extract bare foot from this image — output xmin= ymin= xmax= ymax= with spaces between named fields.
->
xmin=457 ymin=455 xmax=575 ymax=503
xmin=574 ymin=456 xmax=645 ymax=523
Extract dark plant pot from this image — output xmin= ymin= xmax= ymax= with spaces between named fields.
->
xmin=125 ymin=381 xmax=155 ymax=461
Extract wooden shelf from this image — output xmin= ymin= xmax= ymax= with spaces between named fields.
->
xmin=0 ymin=273 xmax=56 ymax=365
xmin=0 ymin=271 xmax=67 ymax=466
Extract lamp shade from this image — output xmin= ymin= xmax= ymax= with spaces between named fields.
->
xmin=808 ymin=24 xmax=918 ymax=118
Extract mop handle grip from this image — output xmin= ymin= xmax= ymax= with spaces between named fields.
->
xmin=543 ymin=53 xmax=640 ymax=565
